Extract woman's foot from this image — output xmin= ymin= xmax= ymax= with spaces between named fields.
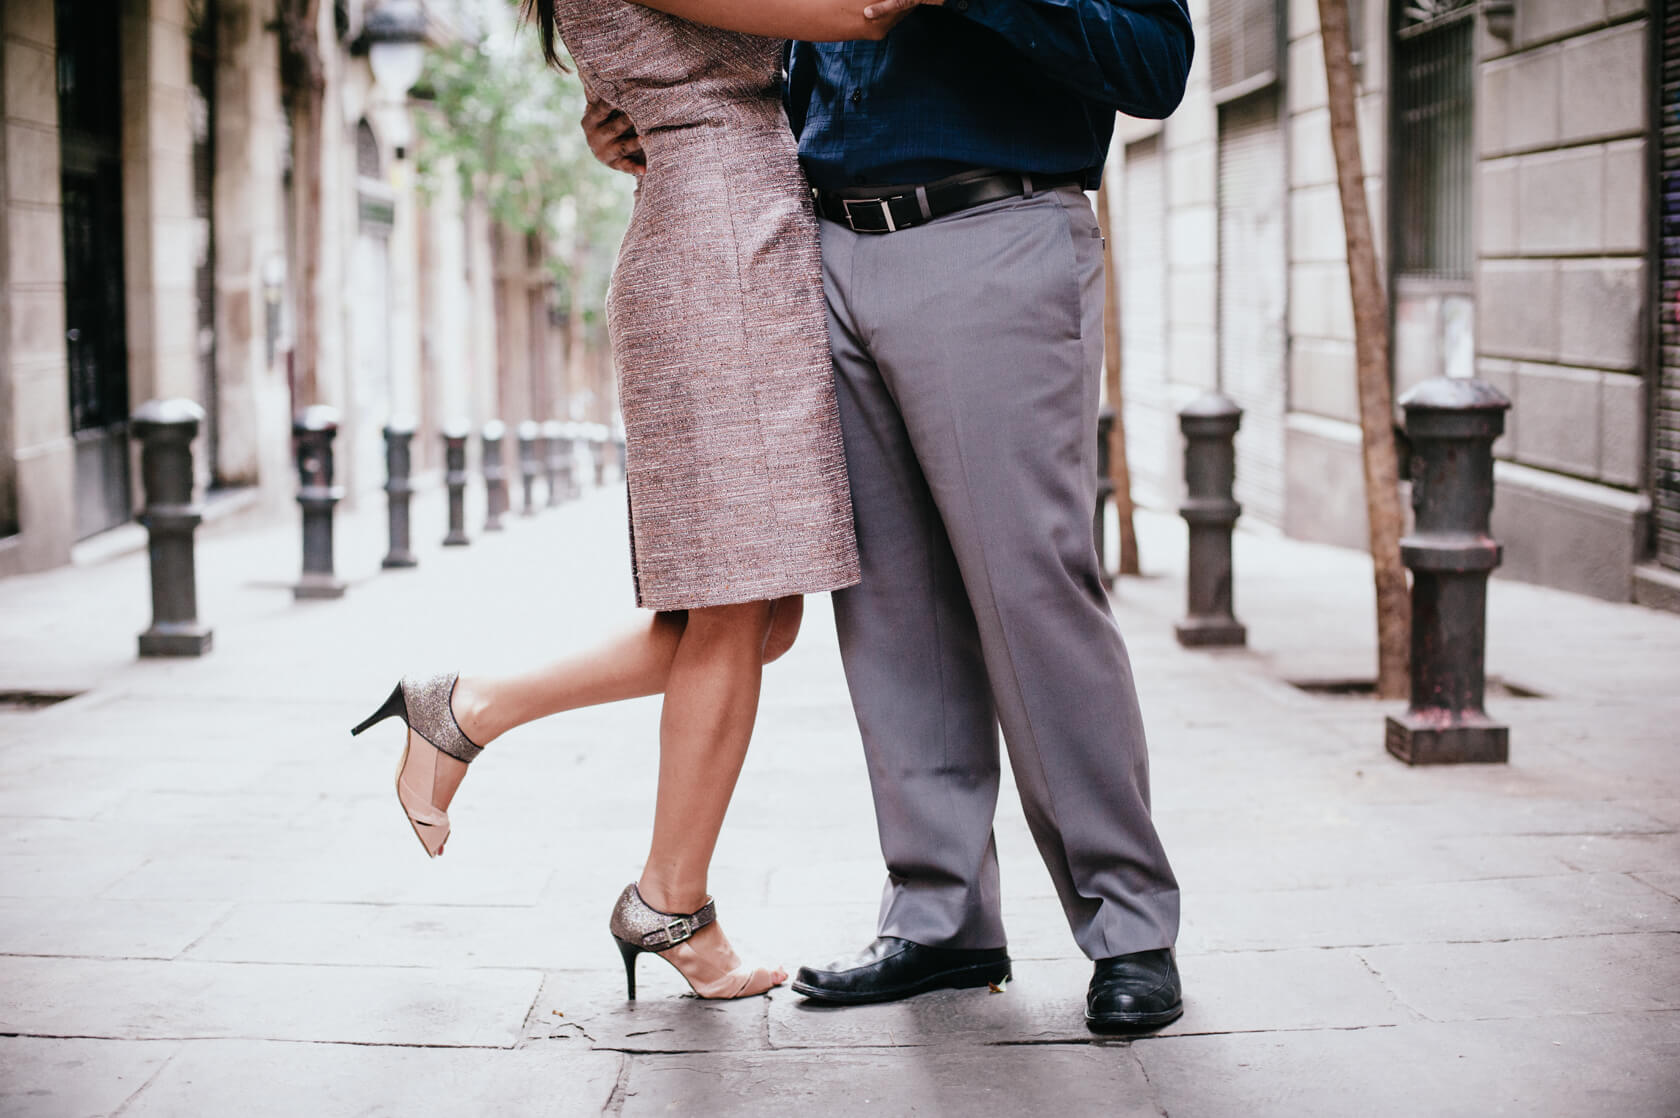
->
xmin=395 ymin=731 xmax=471 ymax=856
xmin=656 ymin=919 xmax=787 ymax=999
xmin=351 ymin=675 xmax=483 ymax=858
xmin=611 ymin=882 xmax=786 ymax=1000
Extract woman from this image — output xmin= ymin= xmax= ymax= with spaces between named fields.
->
xmin=352 ymin=0 xmax=898 ymax=1002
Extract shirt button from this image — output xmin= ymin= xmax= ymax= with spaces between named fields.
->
xmin=956 ymin=0 xmax=969 ymax=8
xmin=850 ymin=89 xmax=863 ymax=106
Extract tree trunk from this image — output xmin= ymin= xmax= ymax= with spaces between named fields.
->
xmin=1096 ymin=175 xmax=1140 ymax=576
xmin=1317 ymin=0 xmax=1410 ymax=699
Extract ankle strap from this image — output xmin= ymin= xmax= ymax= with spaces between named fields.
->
xmin=615 ymin=884 xmax=717 ymax=949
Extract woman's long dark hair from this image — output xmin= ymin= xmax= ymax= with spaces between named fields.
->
xmin=520 ymin=0 xmax=567 ymax=70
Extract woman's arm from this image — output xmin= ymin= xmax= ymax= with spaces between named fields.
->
xmin=633 ymin=0 xmax=901 ymax=42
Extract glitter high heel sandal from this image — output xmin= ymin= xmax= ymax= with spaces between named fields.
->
xmin=610 ymin=883 xmax=785 ymax=1000
xmin=350 ymin=674 xmax=483 ymax=858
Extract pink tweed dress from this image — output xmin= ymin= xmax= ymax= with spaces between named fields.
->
xmin=553 ymin=1 xmax=860 ymax=610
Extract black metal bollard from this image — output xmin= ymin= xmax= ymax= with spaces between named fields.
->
xmin=133 ymin=399 xmax=213 ymax=656
xmin=517 ymin=420 xmax=541 ymax=516
xmin=1095 ymin=405 xmax=1116 ymax=591
xmin=1175 ymin=394 xmax=1246 ymax=648
xmin=482 ymin=419 xmax=508 ymax=532
xmin=1385 ymin=377 xmax=1512 ymax=766
xmin=382 ymin=417 xmax=419 ymax=569
xmin=293 ymin=405 xmax=346 ymax=600
xmin=543 ymin=420 xmax=566 ymax=508
xmin=591 ymin=424 xmax=608 ymax=487
xmin=442 ymin=422 xmax=470 ymax=547
xmin=568 ymin=423 xmax=587 ymax=497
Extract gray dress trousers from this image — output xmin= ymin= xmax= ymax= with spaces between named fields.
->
xmin=823 ymin=185 xmax=1180 ymax=960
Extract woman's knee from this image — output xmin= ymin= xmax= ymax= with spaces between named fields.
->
xmin=683 ymin=600 xmax=776 ymax=647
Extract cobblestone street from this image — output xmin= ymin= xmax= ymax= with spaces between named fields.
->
xmin=1 ymin=484 xmax=1677 ymax=1116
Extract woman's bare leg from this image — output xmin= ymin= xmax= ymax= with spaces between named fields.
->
xmin=636 ymin=599 xmax=787 ymax=989
xmin=451 ymin=594 xmax=803 ymax=746
xmin=637 ymin=599 xmax=774 ymax=912
xmin=417 ymin=596 xmax=802 ymax=817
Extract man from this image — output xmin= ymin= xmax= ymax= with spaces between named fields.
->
xmin=589 ymin=0 xmax=1193 ymax=1034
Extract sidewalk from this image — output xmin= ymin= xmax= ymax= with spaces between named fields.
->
xmin=1 ymin=486 xmax=1677 ymax=1116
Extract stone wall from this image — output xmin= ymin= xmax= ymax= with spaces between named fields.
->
xmin=1475 ymin=1 xmax=1650 ymax=599
xmin=0 ymin=0 xmax=75 ymax=574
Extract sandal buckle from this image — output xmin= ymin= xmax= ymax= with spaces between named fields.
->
xmin=647 ymin=916 xmax=691 ymax=948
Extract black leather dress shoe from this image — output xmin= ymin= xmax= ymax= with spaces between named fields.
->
xmin=792 ymin=936 xmax=1012 ymax=1005
xmin=1086 ymin=948 xmax=1183 ymax=1034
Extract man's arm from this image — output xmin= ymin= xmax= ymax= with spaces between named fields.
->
xmin=869 ymin=0 xmax=1193 ymax=118
xmin=634 ymin=0 xmax=903 ymax=42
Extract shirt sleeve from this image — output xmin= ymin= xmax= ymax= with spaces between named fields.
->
xmin=948 ymin=0 xmax=1194 ymax=118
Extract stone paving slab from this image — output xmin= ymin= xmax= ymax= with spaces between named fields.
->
xmin=118 ymin=1040 xmax=622 ymax=1118
xmin=180 ymin=901 xmax=567 ymax=971
xmin=1133 ymin=1012 xmax=1680 ymax=1118
xmin=1183 ymin=872 xmax=1680 ymax=953
xmin=0 ymin=1037 xmax=180 ymax=1118
xmin=1639 ymin=871 xmax=1680 ymax=902
xmin=527 ymin=970 xmax=772 ymax=1055
xmin=0 ymin=852 xmax=149 ymax=899
xmin=1359 ymin=933 xmax=1680 ymax=1021
xmin=618 ymin=1046 xmax=1161 ymax=1118
xmin=0 ymin=899 xmax=229 ymax=960
xmin=100 ymin=850 xmax=555 ymax=908
xmin=0 ymin=957 xmax=542 ymax=1047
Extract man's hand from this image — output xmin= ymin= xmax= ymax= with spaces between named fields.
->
xmin=862 ymin=0 xmax=942 ymax=20
xmin=583 ymin=100 xmax=647 ymax=177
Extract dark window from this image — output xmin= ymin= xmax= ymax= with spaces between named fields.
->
xmin=356 ymin=118 xmax=381 ymax=179
xmin=56 ymin=0 xmax=133 ymax=537
xmin=1391 ymin=0 xmax=1475 ymax=280
xmin=1208 ymin=0 xmax=1279 ymax=103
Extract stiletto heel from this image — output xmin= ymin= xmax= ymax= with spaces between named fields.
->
xmin=350 ymin=674 xmax=484 ymax=858
xmin=608 ymin=884 xmax=785 ymax=1000
xmin=350 ymin=684 xmax=406 ymax=737
xmin=617 ymin=937 xmax=642 ymax=1001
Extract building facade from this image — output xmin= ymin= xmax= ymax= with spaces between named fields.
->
xmin=0 ymin=0 xmax=611 ymax=576
xmin=1109 ymin=0 xmax=1667 ymax=606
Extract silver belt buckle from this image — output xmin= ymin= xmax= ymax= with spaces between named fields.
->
xmin=842 ymin=196 xmax=896 ymax=234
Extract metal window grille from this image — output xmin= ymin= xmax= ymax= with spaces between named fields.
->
xmin=1209 ymin=0 xmax=1279 ymax=102
xmin=1392 ymin=0 xmax=1475 ymax=280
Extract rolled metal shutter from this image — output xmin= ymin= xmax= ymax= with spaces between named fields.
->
xmin=1657 ymin=2 xmax=1680 ymax=569
xmin=1217 ymin=90 xmax=1288 ymax=528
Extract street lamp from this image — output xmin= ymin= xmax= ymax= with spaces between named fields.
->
xmin=359 ymin=0 xmax=428 ymax=156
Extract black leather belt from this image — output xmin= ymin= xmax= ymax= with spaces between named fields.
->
xmin=813 ymin=170 xmax=1086 ymax=235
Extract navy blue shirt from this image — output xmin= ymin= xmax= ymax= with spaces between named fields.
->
xmin=786 ymin=0 xmax=1193 ymax=191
